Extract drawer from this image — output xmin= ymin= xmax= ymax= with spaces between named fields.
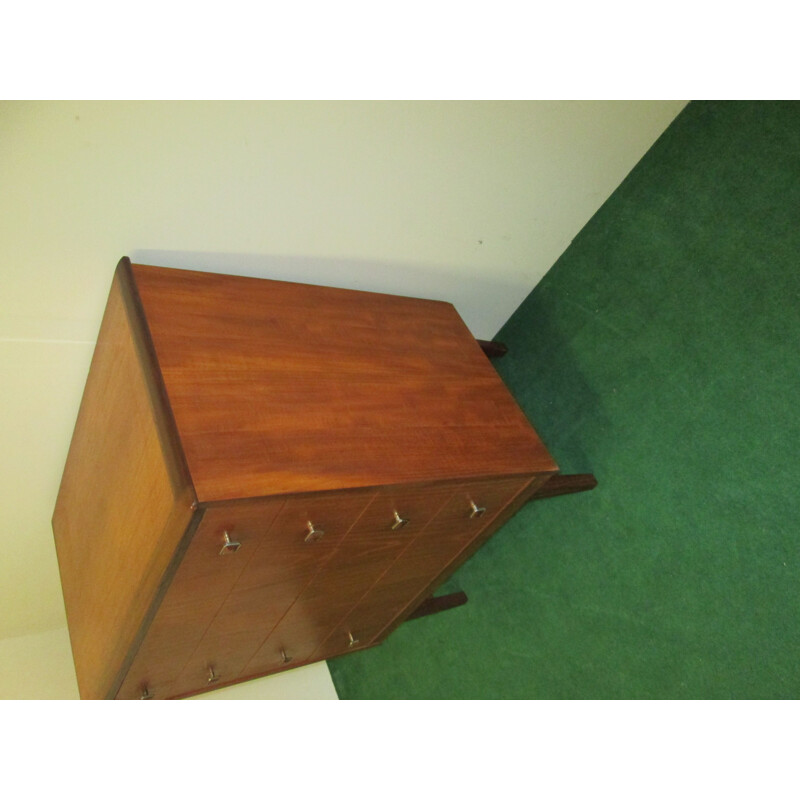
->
xmin=116 ymin=498 xmax=285 ymax=699
xmin=235 ymin=490 xmax=375 ymax=591
xmin=115 ymin=589 xmax=222 ymax=699
xmin=322 ymin=483 xmax=454 ymax=569
xmin=316 ymin=477 xmax=533 ymax=656
xmin=243 ymin=595 xmax=357 ymax=672
xmin=239 ymin=486 xmax=454 ymax=674
xmin=345 ymin=484 xmax=454 ymax=541
xmin=420 ymin=477 xmax=530 ymax=536
xmin=168 ymin=579 xmax=304 ymax=697
xmin=313 ymin=601 xmax=407 ymax=662
xmin=170 ymin=498 xmax=286 ymax=594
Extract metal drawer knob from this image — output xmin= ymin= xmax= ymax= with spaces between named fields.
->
xmin=347 ymin=631 xmax=360 ymax=648
xmin=219 ymin=531 xmax=241 ymax=555
xmin=140 ymin=685 xmax=153 ymax=700
xmin=391 ymin=510 xmax=410 ymax=530
xmin=280 ymin=648 xmax=293 ymax=664
xmin=304 ymin=521 xmax=325 ymax=543
xmin=469 ymin=500 xmax=486 ymax=519
xmin=207 ymin=665 xmax=220 ymax=684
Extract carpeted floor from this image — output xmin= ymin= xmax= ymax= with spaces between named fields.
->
xmin=328 ymin=100 xmax=800 ymax=699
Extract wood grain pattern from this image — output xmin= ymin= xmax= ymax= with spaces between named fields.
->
xmin=52 ymin=265 xmax=195 ymax=699
xmin=130 ymin=264 xmax=557 ymax=503
xmin=54 ymin=259 xmax=562 ymax=699
xmin=318 ymin=477 xmax=533 ymax=657
xmin=369 ymin=475 xmax=546 ymax=646
xmin=235 ymin=490 xmax=374 ymax=590
xmin=168 ymin=580 xmax=306 ymax=697
xmin=115 ymin=497 xmax=286 ymax=698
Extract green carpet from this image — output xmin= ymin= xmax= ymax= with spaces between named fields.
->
xmin=328 ymin=101 xmax=800 ymax=699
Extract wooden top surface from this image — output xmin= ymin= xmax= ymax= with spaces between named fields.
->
xmin=129 ymin=262 xmax=557 ymax=503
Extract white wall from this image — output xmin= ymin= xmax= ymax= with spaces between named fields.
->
xmin=0 ymin=100 xmax=686 ymax=697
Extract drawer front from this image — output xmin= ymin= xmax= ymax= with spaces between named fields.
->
xmin=240 ymin=484 xmax=457 ymax=675
xmin=116 ymin=498 xmax=285 ymax=699
xmin=317 ymin=477 xmax=531 ymax=657
xmin=235 ymin=490 xmax=375 ymax=591
xmin=385 ymin=477 xmax=529 ymax=581
xmin=167 ymin=580 xmax=303 ymax=697
xmin=420 ymin=477 xmax=530 ymax=538
xmin=314 ymin=601 xmax=407 ymax=662
xmin=173 ymin=491 xmax=373 ymax=694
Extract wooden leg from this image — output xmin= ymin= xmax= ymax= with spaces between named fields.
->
xmin=477 ymin=340 xmax=508 ymax=359
xmin=529 ymin=473 xmax=597 ymax=501
xmin=405 ymin=591 xmax=468 ymax=622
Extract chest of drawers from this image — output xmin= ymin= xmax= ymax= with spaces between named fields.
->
xmin=52 ymin=258 xmax=558 ymax=699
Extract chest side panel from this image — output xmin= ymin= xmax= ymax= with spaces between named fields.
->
xmin=52 ymin=266 xmax=195 ymax=699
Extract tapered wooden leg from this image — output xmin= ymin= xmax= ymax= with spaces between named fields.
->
xmin=529 ymin=473 xmax=597 ymax=501
xmin=477 ymin=340 xmax=509 ymax=359
xmin=405 ymin=591 xmax=468 ymax=621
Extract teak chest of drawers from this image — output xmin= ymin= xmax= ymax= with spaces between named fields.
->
xmin=52 ymin=258 xmax=558 ymax=699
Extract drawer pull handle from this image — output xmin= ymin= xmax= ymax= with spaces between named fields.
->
xmin=469 ymin=500 xmax=486 ymax=519
xmin=280 ymin=649 xmax=293 ymax=664
xmin=140 ymin=685 xmax=153 ymax=700
xmin=207 ymin=665 xmax=220 ymax=684
xmin=219 ymin=531 xmax=241 ymax=555
xmin=347 ymin=631 xmax=360 ymax=648
xmin=304 ymin=521 xmax=325 ymax=543
xmin=391 ymin=510 xmax=410 ymax=530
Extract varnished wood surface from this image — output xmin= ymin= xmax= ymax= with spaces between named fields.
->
xmin=528 ymin=473 xmax=598 ymax=500
xmin=406 ymin=591 xmax=469 ymax=621
xmin=326 ymin=477 xmax=536 ymax=651
xmin=56 ymin=259 xmax=561 ymax=699
xmin=130 ymin=263 xmax=558 ymax=503
xmin=116 ymin=497 xmax=287 ymax=699
xmin=372 ymin=475 xmax=545 ymax=645
xmin=476 ymin=339 xmax=509 ymax=359
xmin=52 ymin=268 xmax=195 ymax=699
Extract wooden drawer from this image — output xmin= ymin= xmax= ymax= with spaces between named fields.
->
xmin=116 ymin=588 xmax=222 ymax=700
xmin=374 ymin=478 xmax=527 ymax=584
xmin=168 ymin=580 xmax=304 ymax=696
xmin=239 ymin=484 xmax=457 ymax=673
xmin=345 ymin=484 xmax=454 ymax=540
xmin=420 ymin=477 xmax=530 ymax=537
xmin=315 ymin=477 xmax=532 ymax=658
xmin=314 ymin=601 xmax=407 ymax=662
xmin=172 ymin=499 xmax=286 ymax=590
xmin=116 ymin=498 xmax=285 ymax=699
xmin=235 ymin=490 xmax=374 ymax=590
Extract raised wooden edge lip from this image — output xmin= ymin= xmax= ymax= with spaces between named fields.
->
xmin=116 ymin=256 xmax=197 ymax=504
xmin=107 ymin=503 xmax=205 ymax=699
xmin=102 ymin=256 xmax=200 ymax=699
xmin=126 ymin=259 xmax=458 ymax=311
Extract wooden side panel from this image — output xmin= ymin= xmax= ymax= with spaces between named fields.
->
xmin=52 ymin=265 xmax=195 ymax=699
